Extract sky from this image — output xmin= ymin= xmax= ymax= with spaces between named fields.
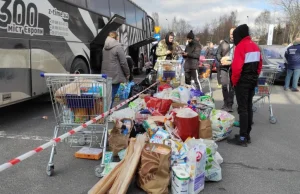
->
xmin=132 ymin=0 xmax=282 ymax=30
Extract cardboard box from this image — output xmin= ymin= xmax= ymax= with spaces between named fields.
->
xmin=75 ymin=147 xmax=103 ymax=160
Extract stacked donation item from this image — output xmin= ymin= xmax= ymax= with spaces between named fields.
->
xmin=88 ymin=79 xmax=235 ymax=194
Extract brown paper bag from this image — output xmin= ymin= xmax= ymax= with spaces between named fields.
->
xmin=199 ymin=119 xmax=212 ymax=139
xmin=108 ymin=118 xmax=133 ymax=156
xmin=138 ymin=143 xmax=171 ymax=194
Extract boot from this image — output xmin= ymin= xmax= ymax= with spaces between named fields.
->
xmin=228 ymin=135 xmax=247 ymax=147
xmin=226 ymin=105 xmax=233 ymax=112
xmin=235 ymin=134 xmax=251 ymax=143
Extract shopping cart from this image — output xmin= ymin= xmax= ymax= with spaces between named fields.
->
xmin=41 ymin=73 xmax=112 ymax=177
xmin=156 ymin=60 xmax=182 ymax=88
xmin=252 ymin=68 xmax=279 ymax=124
xmin=198 ymin=59 xmax=214 ymax=97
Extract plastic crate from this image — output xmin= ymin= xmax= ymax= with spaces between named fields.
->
xmin=258 ymin=77 xmax=267 ymax=85
xmin=66 ymin=94 xmax=95 ymax=108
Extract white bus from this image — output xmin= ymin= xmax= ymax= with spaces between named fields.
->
xmin=0 ymin=0 xmax=156 ymax=107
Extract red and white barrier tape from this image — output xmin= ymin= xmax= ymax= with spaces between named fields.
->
xmin=0 ymin=82 xmax=158 ymax=172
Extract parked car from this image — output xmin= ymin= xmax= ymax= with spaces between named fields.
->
xmin=259 ymin=45 xmax=286 ymax=83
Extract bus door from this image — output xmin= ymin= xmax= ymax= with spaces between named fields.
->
xmin=129 ymin=37 xmax=157 ymax=73
xmin=90 ymin=15 xmax=125 ymax=73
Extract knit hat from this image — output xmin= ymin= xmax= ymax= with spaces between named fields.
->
xmin=187 ymin=30 xmax=195 ymax=40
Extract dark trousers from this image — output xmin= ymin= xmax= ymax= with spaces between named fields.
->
xmin=111 ymin=83 xmax=120 ymax=109
xmin=216 ymin=63 xmax=221 ymax=85
xmin=185 ymin=69 xmax=201 ymax=90
xmin=220 ymin=69 xmax=234 ymax=107
xmin=235 ymin=85 xmax=255 ymax=137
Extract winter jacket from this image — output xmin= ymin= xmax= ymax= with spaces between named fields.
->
xmin=285 ymin=42 xmax=300 ymax=70
xmin=216 ymin=38 xmax=234 ymax=71
xmin=101 ymin=37 xmax=130 ymax=84
xmin=155 ymin=39 xmax=180 ymax=61
xmin=184 ymin=40 xmax=201 ymax=70
xmin=205 ymin=48 xmax=215 ymax=59
xmin=231 ymin=32 xmax=262 ymax=87
xmin=126 ymin=55 xmax=135 ymax=82
xmin=150 ymin=43 xmax=158 ymax=64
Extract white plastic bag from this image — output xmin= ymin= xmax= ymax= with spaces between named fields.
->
xmin=128 ymin=98 xmax=146 ymax=112
xmin=178 ymin=86 xmax=191 ymax=104
xmin=153 ymin=88 xmax=172 ymax=99
xmin=205 ymin=159 xmax=222 ymax=182
xmin=215 ymin=151 xmax=223 ymax=165
xmin=109 ymin=107 xmax=136 ymax=121
xmin=205 ymin=142 xmax=222 ymax=182
xmin=210 ymin=109 xmax=235 ymax=141
xmin=176 ymin=108 xmax=198 ymax=118
xmin=170 ymin=88 xmax=181 ymax=103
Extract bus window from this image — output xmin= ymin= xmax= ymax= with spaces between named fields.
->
xmin=86 ymin=0 xmax=110 ymax=17
xmin=135 ymin=8 xmax=143 ymax=29
xmin=109 ymin=0 xmax=125 ymax=17
xmin=63 ymin=0 xmax=87 ymax=8
xmin=124 ymin=0 xmax=136 ymax=27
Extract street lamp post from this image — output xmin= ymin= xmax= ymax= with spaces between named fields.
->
xmin=247 ymin=16 xmax=249 ymax=24
xmin=166 ymin=19 xmax=169 ymax=31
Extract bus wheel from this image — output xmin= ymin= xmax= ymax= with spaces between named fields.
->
xmin=70 ymin=58 xmax=89 ymax=74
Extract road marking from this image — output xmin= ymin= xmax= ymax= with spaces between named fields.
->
xmin=0 ymin=131 xmax=51 ymax=142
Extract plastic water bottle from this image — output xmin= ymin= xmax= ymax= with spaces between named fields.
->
xmin=191 ymin=80 xmax=196 ymax=89
xmin=180 ymin=72 xmax=185 ymax=85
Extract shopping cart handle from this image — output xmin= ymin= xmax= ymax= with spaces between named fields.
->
xmin=40 ymin=72 xmax=108 ymax=79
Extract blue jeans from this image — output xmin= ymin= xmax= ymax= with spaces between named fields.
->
xmin=111 ymin=83 xmax=120 ymax=109
xmin=285 ymin=69 xmax=300 ymax=89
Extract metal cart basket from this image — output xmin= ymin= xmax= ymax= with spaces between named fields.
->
xmin=253 ymin=67 xmax=279 ymax=124
xmin=41 ymin=73 xmax=112 ymax=177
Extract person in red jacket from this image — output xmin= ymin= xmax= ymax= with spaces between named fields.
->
xmin=227 ymin=24 xmax=262 ymax=147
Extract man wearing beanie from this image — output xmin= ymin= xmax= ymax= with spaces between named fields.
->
xmin=227 ymin=24 xmax=262 ymax=147
xmin=183 ymin=30 xmax=201 ymax=90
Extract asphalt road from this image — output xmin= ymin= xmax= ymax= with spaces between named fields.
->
xmin=1 ymin=76 xmax=300 ymax=194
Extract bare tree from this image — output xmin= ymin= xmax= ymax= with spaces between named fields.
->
xmin=272 ymin=0 xmax=300 ymax=42
xmin=255 ymin=10 xmax=272 ymax=37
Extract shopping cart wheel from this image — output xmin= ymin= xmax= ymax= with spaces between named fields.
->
xmin=252 ymin=106 xmax=257 ymax=112
xmin=78 ymin=137 xmax=86 ymax=146
xmin=46 ymin=165 xmax=54 ymax=176
xmin=269 ymin=117 xmax=277 ymax=124
xmin=94 ymin=165 xmax=104 ymax=178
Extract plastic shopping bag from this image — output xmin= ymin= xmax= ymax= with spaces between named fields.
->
xmin=178 ymin=86 xmax=191 ymax=104
xmin=210 ymin=109 xmax=235 ymax=141
xmin=109 ymin=107 xmax=136 ymax=121
xmin=202 ymin=140 xmax=222 ymax=182
xmin=185 ymin=139 xmax=206 ymax=194
xmin=144 ymin=96 xmax=173 ymax=115
xmin=170 ymin=88 xmax=181 ymax=103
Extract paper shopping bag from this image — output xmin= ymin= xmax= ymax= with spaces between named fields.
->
xmin=199 ymin=119 xmax=212 ymax=139
xmin=108 ymin=119 xmax=133 ymax=156
xmin=138 ymin=143 xmax=171 ymax=194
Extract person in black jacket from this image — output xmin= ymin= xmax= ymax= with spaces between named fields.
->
xmin=216 ymin=28 xmax=236 ymax=112
xmin=150 ymin=42 xmax=158 ymax=66
xmin=183 ymin=30 xmax=201 ymax=90
xmin=126 ymin=55 xmax=135 ymax=82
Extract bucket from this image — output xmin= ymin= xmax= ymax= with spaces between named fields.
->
xmin=175 ymin=108 xmax=199 ymax=141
